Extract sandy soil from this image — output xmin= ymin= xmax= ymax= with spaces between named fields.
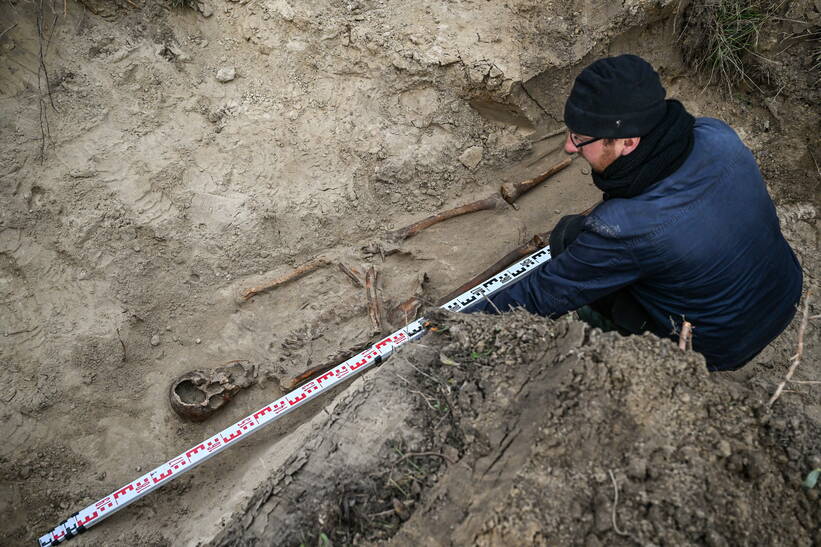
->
xmin=0 ymin=0 xmax=818 ymax=545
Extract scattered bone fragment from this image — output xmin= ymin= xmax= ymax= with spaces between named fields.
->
xmin=459 ymin=146 xmax=483 ymax=170
xmin=365 ymin=266 xmax=388 ymax=335
xmin=337 ymin=262 xmax=365 ymax=288
xmin=678 ymin=321 xmax=693 ymax=351
xmin=361 ymin=241 xmax=401 ymax=260
xmin=387 ymin=272 xmax=429 ymax=327
xmin=216 ymin=66 xmax=236 ymax=82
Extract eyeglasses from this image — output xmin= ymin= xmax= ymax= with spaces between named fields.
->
xmin=569 ymin=133 xmax=603 ymax=148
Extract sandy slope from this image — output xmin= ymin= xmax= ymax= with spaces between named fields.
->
xmin=0 ymin=0 xmax=817 ymax=545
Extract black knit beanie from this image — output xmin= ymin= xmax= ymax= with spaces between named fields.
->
xmin=564 ymin=54 xmax=667 ymax=138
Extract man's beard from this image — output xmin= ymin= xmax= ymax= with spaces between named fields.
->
xmin=589 ymin=145 xmax=619 ymax=174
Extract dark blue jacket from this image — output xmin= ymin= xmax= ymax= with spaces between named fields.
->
xmin=469 ymin=118 xmax=802 ymax=370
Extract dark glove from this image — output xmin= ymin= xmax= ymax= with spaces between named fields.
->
xmin=549 ymin=214 xmax=586 ymax=257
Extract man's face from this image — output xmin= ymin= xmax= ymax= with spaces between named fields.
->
xmin=564 ymin=133 xmax=632 ymax=174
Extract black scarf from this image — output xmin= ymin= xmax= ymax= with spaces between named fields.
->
xmin=592 ymin=100 xmax=695 ymax=200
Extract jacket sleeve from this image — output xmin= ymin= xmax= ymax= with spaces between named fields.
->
xmin=466 ymin=219 xmax=642 ymax=317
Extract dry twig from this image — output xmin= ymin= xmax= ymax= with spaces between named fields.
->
xmin=36 ymin=2 xmax=59 ymax=161
xmin=768 ymin=292 xmax=812 ymax=407
xmin=609 ymin=469 xmax=629 ymax=537
xmin=532 ymin=125 xmax=567 ymax=143
xmin=394 ymin=374 xmax=439 ymax=410
xmin=393 ymin=451 xmax=455 ymax=466
xmin=241 ymin=257 xmax=330 ymax=300
xmin=481 ymin=292 xmax=502 ymax=314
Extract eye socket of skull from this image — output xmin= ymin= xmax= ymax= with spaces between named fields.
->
xmin=174 ymin=378 xmax=208 ymax=405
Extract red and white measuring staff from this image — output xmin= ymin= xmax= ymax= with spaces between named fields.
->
xmin=38 ymin=246 xmax=552 ymax=546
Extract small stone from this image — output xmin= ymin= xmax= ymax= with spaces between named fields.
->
xmin=627 ymin=456 xmax=647 ymax=480
xmin=195 ymin=338 xmax=202 ymax=344
xmin=705 ymin=530 xmax=729 ymax=547
xmin=580 ymin=166 xmax=591 ymax=175
xmin=467 ymin=65 xmax=486 ymax=84
xmin=196 ymin=0 xmax=213 ymax=17
xmin=458 ymin=146 xmax=483 ymax=170
xmin=150 ymin=334 xmax=161 ymax=347
xmin=717 ymin=440 xmax=732 ymax=458
xmin=745 ymin=452 xmax=767 ymax=480
xmin=216 ymin=67 xmax=236 ymax=83
xmin=392 ymin=498 xmax=410 ymax=521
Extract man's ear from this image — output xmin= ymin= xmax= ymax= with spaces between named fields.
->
xmin=620 ymin=137 xmax=641 ymax=156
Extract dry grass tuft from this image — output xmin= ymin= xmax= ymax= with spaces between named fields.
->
xmin=676 ymin=0 xmax=784 ymax=94
xmin=168 ymin=0 xmax=198 ymax=9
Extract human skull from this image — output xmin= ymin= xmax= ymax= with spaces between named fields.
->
xmin=169 ymin=360 xmax=256 ymax=421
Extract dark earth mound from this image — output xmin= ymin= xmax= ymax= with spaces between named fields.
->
xmin=213 ymin=310 xmax=820 ymax=546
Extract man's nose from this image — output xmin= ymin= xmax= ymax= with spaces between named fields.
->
xmin=564 ymin=134 xmax=579 ymax=154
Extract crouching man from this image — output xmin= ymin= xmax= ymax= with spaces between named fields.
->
xmin=468 ymin=54 xmax=802 ymax=371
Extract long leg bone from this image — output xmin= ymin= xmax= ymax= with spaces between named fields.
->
xmin=385 ymin=195 xmax=507 ymax=242
xmin=386 ymin=156 xmax=574 ymax=242
xmin=500 ymin=156 xmax=573 ymax=205
xmin=241 ymin=257 xmax=330 ymax=300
